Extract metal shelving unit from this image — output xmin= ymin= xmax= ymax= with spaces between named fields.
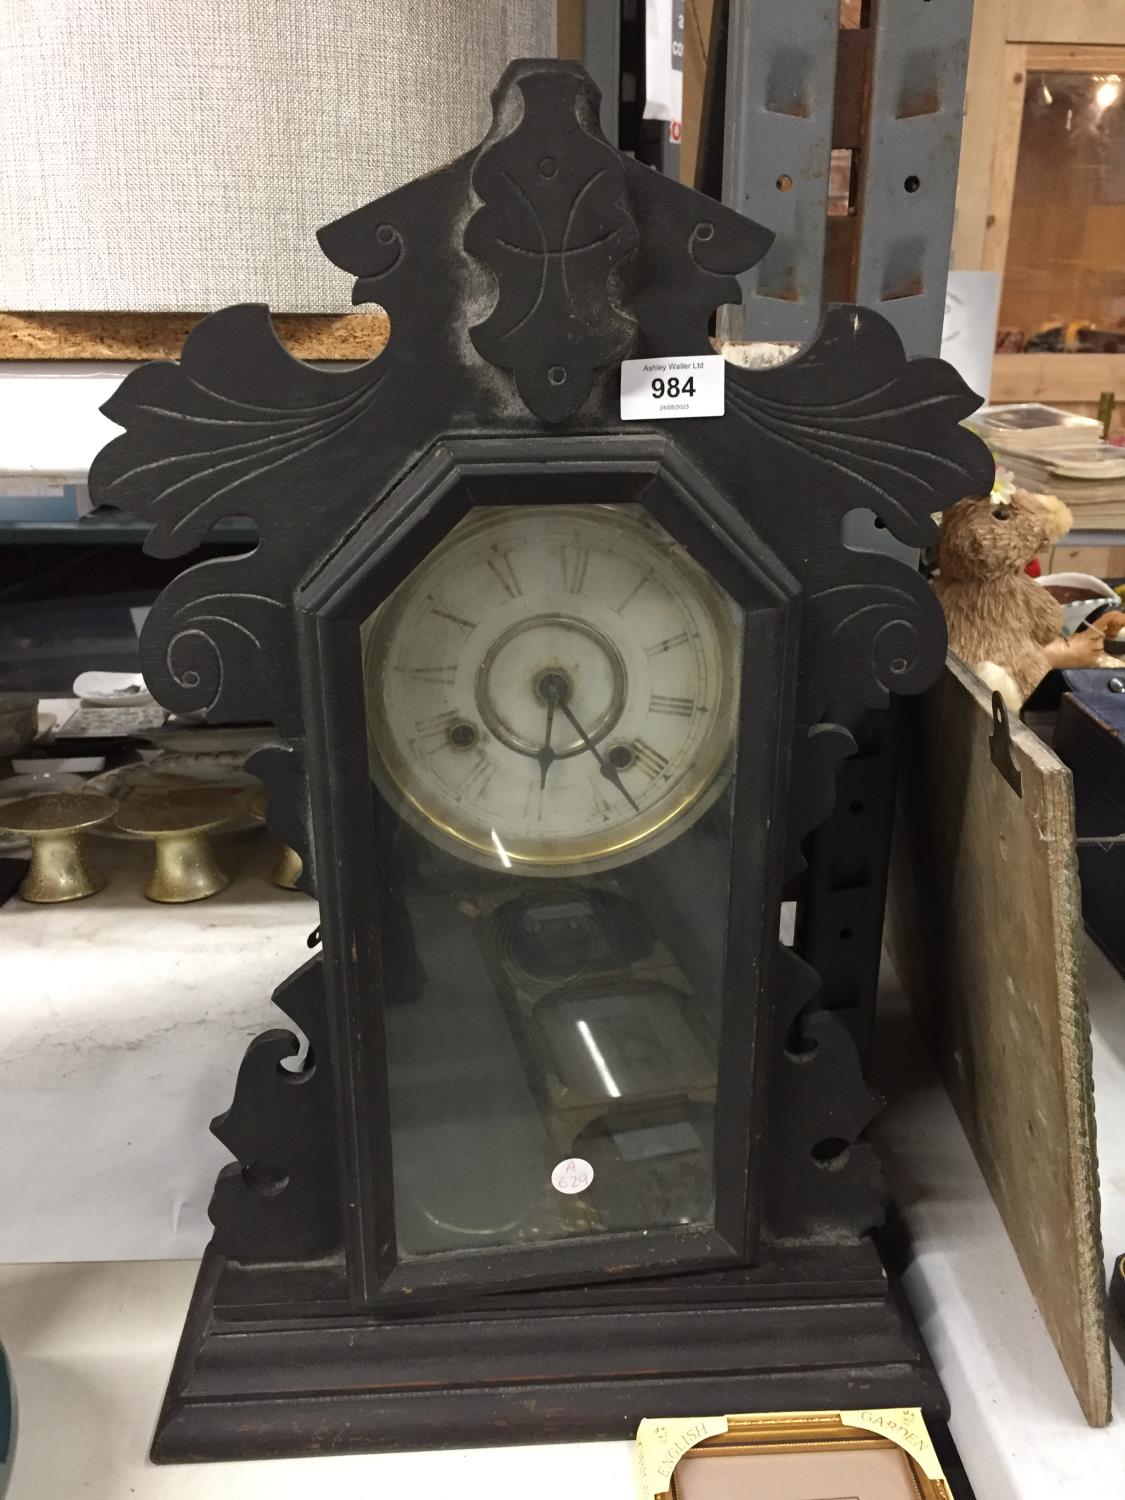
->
xmin=0 ymin=512 xmax=257 ymax=546
xmin=585 ymin=0 xmax=977 ymax=1057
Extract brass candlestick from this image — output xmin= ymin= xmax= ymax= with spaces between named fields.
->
xmin=0 ymin=790 xmax=118 ymax=902
xmin=246 ymin=786 xmax=303 ymax=889
xmin=113 ymin=789 xmax=239 ymax=903
xmin=271 ymin=844 xmax=303 ymax=890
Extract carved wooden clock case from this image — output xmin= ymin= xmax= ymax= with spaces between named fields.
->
xmin=90 ymin=61 xmax=992 ymax=1462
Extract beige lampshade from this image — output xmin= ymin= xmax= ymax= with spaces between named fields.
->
xmin=0 ymin=1 xmax=554 ymax=313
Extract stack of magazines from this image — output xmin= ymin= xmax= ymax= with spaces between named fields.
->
xmin=966 ymin=403 xmax=1125 ymax=528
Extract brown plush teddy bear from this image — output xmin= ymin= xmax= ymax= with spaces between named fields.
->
xmin=934 ymin=488 xmax=1110 ymax=708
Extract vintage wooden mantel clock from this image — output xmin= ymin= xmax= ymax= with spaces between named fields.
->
xmin=90 ymin=60 xmax=992 ymax=1462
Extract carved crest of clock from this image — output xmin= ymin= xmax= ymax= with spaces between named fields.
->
xmin=90 ymin=60 xmax=992 ymax=1462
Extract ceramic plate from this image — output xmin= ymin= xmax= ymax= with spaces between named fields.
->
xmin=85 ymin=758 xmax=260 ymax=839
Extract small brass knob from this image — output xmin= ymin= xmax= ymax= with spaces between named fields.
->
xmin=0 ymin=790 xmax=117 ymax=903
xmin=113 ymin=789 xmax=238 ymax=903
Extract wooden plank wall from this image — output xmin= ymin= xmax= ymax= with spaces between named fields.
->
xmin=955 ymin=0 xmax=1125 ymax=414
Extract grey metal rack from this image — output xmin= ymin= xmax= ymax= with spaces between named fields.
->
xmin=584 ymin=0 xmax=682 ymax=178
xmin=586 ymin=0 xmax=978 ymax=1056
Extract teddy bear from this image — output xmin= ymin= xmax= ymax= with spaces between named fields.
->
xmin=934 ymin=488 xmax=1120 ymax=709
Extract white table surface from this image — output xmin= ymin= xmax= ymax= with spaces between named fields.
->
xmin=1 ymin=840 xmax=1123 ymax=1498
xmin=870 ymin=942 xmax=1125 ymax=1497
xmin=0 ymin=830 xmax=303 ymax=1262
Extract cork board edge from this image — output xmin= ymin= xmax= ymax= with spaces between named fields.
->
xmin=956 ymin=657 xmax=1107 ymax=1424
xmin=0 ymin=310 xmax=390 ymax=362
xmin=1032 ymin=701 xmax=1111 ymax=1426
xmin=887 ymin=653 xmax=1110 ymax=1426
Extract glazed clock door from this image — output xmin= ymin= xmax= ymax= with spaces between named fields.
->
xmin=333 ymin=487 xmax=794 ymax=1301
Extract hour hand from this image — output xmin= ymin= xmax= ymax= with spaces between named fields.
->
xmin=536 ymin=695 xmax=557 ymax=789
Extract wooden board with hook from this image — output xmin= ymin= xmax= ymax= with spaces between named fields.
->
xmin=886 ymin=653 xmax=1110 ymax=1425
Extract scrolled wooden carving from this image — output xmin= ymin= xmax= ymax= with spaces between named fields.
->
xmin=465 ymin=63 xmax=638 ymax=421
xmin=94 ymin=306 xmax=389 ymax=557
xmin=209 ymin=959 xmax=338 ymax=1259
xmin=90 ymin=305 xmax=392 ymax=725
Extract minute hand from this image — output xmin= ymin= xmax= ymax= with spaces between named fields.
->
xmin=557 ymin=700 xmax=640 ymax=813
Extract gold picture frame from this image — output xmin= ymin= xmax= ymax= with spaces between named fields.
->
xmin=635 ymin=1409 xmax=954 ymax=1500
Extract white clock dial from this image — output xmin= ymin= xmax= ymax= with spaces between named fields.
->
xmin=362 ymin=504 xmax=741 ymax=874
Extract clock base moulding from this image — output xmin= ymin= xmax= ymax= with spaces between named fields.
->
xmin=153 ymin=1240 xmax=943 ymax=1462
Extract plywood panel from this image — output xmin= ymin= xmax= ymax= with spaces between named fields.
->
xmin=681 ymin=0 xmax=716 ymax=189
xmin=953 ymin=0 xmax=1011 ymax=269
xmin=981 ymin=45 xmax=1028 ymax=274
xmin=991 ymin=351 xmax=1125 ymax=407
xmin=1030 ymin=43 xmax=1125 ymax=69
xmin=1008 ymin=0 xmax=1125 ymax=44
xmin=886 ymin=655 xmax=1110 ymax=1425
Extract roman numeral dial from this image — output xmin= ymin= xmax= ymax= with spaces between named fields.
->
xmin=485 ymin=549 xmax=522 ymax=600
xmin=650 ymin=693 xmax=694 ymax=717
xmin=632 ymin=738 xmax=670 ymax=778
xmin=558 ymin=544 xmax=589 ymax=594
xmin=362 ymin=504 xmax=741 ymax=876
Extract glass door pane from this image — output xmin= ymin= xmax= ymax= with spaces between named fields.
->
xmin=1000 ymin=68 xmax=1125 ymax=352
xmin=360 ymin=503 xmax=743 ymax=1259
